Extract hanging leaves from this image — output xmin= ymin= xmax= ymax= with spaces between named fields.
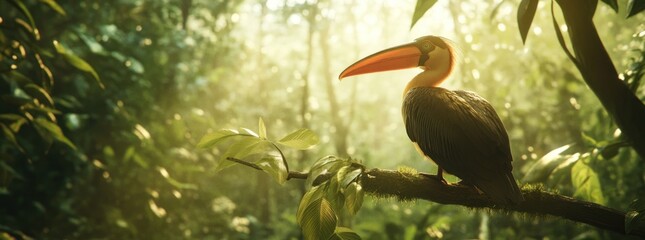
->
xmin=601 ymin=0 xmax=619 ymax=12
xmin=54 ymin=41 xmax=104 ymax=89
xmin=23 ymin=84 xmax=54 ymax=106
xmin=1 ymin=124 xmax=21 ymax=150
xmin=410 ymin=0 xmax=438 ymax=29
xmin=627 ymin=0 xmax=645 ymax=18
xmin=40 ymin=0 xmax=67 ymax=15
xmin=33 ymin=118 xmax=76 ymax=149
xmin=8 ymin=0 xmax=37 ymax=33
xmin=517 ymin=0 xmax=539 ymax=44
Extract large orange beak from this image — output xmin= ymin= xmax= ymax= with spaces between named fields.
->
xmin=338 ymin=42 xmax=422 ymax=79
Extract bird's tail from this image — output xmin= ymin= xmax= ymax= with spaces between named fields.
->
xmin=476 ymin=174 xmax=523 ymax=205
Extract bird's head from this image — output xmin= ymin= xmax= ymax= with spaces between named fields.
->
xmin=339 ymin=35 xmax=456 ymax=87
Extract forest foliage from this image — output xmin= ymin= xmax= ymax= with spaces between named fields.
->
xmin=1 ymin=0 xmax=645 ymax=239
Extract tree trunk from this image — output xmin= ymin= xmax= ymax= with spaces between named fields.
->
xmin=556 ymin=0 xmax=645 ymax=159
xmin=319 ymin=20 xmax=349 ymax=157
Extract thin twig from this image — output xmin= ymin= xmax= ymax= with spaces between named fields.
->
xmin=287 ymin=171 xmax=308 ymax=180
xmin=225 ymin=157 xmax=262 ymax=170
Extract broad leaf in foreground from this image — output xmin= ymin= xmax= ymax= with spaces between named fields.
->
xmin=299 ymin=198 xmax=337 ymax=240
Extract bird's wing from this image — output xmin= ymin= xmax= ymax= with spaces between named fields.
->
xmin=453 ymin=90 xmax=513 ymax=162
xmin=402 ymin=88 xmax=512 ymax=182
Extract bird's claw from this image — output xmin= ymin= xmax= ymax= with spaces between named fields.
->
xmin=420 ymin=173 xmax=448 ymax=184
xmin=456 ymin=180 xmax=472 ymax=186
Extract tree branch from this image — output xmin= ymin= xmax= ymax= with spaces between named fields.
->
xmin=287 ymin=168 xmax=644 ymax=237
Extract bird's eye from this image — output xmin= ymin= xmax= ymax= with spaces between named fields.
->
xmin=423 ymin=43 xmax=435 ymax=52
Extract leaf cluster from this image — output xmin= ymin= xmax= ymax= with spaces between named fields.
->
xmin=197 ymin=118 xmax=319 ymax=184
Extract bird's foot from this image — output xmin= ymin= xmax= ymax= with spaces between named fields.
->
xmin=419 ymin=173 xmax=448 ymax=184
xmin=456 ymin=180 xmax=473 ymax=186
xmin=456 ymin=180 xmax=484 ymax=193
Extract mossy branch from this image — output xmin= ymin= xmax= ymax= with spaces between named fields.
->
xmin=287 ymin=168 xmax=644 ymax=237
xmin=224 ymin=157 xmax=641 ymax=236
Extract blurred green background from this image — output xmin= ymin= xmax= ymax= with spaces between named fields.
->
xmin=1 ymin=0 xmax=644 ymax=239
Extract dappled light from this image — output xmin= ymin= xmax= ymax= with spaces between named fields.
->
xmin=1 ymin=0 xmax=645 ymax=239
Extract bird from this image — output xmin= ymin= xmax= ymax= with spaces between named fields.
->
xmin=338 ymin=35 xmax=523 ymax=205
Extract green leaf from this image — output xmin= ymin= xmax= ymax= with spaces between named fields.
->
xmin=550 ymin=2 xmax=581 ymax=69
xmin=215 ymin=137 xmax=265 ymax=171
xmin=123 ymin=146 xmax=136 ymax=162
xmin=239 ymin=127 xmax=259 ymax=137
xmin=300 ymin=198 xmax=337 ymax=240
xmin=581 ymin=132 xmax=598 ymax=147
xmin=571 ymin=160 xmax=605 ymax=204
xmin=6 ymin=71 xmax=33 ymax=86
xmin=311 ymin=155 xmax=342 ymax=171
xmin=307 ymin=156 xmax=347 ymax=189
xmin=33 ymin=118 xmax=76 ymax=149
xmin=547 ymin=152 xmax=581 ymax=186
xmin=627 ymin=0 xmax=645 ymax=18
xmin=196 ymin=129 xmax=239 ymax=148
xmin=1 ymin=124 xmax=21 ymax=150
xmin=0 ymin=160 xmax=24 ymax=180
xmin=344 ymin=182 xmax=364 ymax=216
xmin=12 ymin=117 xmax=27 ymax=132
xmin=122 ymin=147 xmax=153 ymax=169
xmin=601 ymin=0 xmax=619 ymax=12
xmin=326 ymin=185 xmax=347 ymax=215
xmin=517 ymin=0 xmax=538 ymax=44
xmin=78 ymin=33 xmax=106 ymax=54
xmin=256 ymin=155 xmax=288 ymax=184
xmin=404 ymin=225 xmax=417 ymax=240
xmin=258 ymin=118 xmax=267 ymax=139
xmin=22 ymin=103 xmax=61 ymax=115
xmin=410 ymin=0 xmax=438 ymax=29
xmin=338 ymin=166 xmax=362 ymax=188
xmin=327 ymin=172 xmax=341 ymax=197
xmin=9 ymin=0 xmax=37 ymax=32
xmin=523 ymin=144 xmax=571 ymax=183
xmin=54 ymin=41 xmax=103 ymax=89
xmin=278 ymin=128 xmax=319 ymax=150
xmin=0 ymin=114 xmax=25 ymax=122
xmin=23 ymin=84 xmax=54 ymax=106
xmin=329 ymin=227 xmax=362 ymax=240
xmin=166 ymin=177 xmax=198 ymax=190
xmin=40 ymin=0 xmax=67 ymax=15
xmin=297 ymin=186 xmax=324 ymax=223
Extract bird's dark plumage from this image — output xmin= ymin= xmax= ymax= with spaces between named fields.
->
xmin=403 ymin=87 xmax=523 ymax=204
